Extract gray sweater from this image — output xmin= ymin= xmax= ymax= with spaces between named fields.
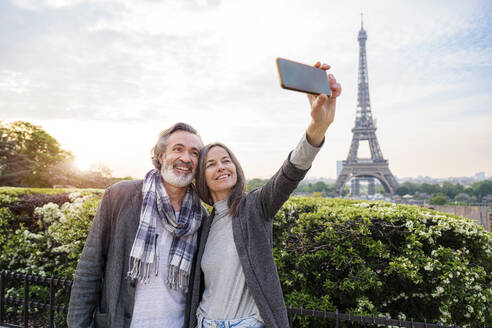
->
xmin=185 ymin=152 xmax=312 ymax=328
xmin=197 ymin=199 xmax=262 ymax=322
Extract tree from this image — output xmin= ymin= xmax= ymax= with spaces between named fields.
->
xmin=429 ymin=193 xmax=447 ymax=205
xmin=464 ymin=187 xmax=474 ymax=196
xmin=312 ymin=181 xmax=327 ymax=192
xmin=247 ymin=178 xmax=268 ymax=192
xmin=78 ymin=163 xmax=114 ymax=189
xmin=454 ymin=193 xmax=470 ymax=202
xmin=44 ymin=160 xmax=79 ymax=187
xmin=2 ymin=121 xmax=73 ymax=187
xmin=441 ymin=182 xmax=464 ymax=199
xmin=0 ymin=123 xmax=35 ymax=186
xmin=471 ymin=180 xmax=492 ymax=199
xmin=396 ymin=182 xmax=420 ymax=195
xmin=396 ymin=185 xmax=410 ymax=196
xmin=420 ymin=183 xmax=441 ymax=195
xmin=89 ymin=162 xmax=113 ymax=178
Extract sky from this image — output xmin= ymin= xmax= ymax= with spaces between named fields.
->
xmin=1 ymin=0 xmax=491 ymax=181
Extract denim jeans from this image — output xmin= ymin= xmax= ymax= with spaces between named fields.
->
xmin=196 ymin=315 xmax=265 ymax=328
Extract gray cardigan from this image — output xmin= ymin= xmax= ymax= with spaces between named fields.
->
xmin=185 ymin=154 xmax=309 ymax=328
xmin=68 ymin=180 xmax=206 ymax=328
xmin=68 ymin=179 xmax=143 ymax=328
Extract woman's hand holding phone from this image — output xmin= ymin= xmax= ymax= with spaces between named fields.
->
xmin=306 ymin=62 xmax=342 ymax=147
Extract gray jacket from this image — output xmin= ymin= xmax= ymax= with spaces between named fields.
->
xmin=68 ymin=179 xmax=143 ymax=328
xmin=185 ymin=154 xmax=308 ymax=328
xmin=68 ymin=180 xmax=205 ymax=328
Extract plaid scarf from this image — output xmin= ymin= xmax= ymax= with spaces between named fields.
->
xmin=128 ymin=169 xmax=202 ymax=292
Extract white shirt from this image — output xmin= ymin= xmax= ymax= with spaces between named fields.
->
xmin=130 ymin=212 xmax=186 ymax=328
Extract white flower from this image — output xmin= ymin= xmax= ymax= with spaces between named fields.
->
xmin=34 ymin=202 xmax=62 ymax=224
xmin=52 ymin=245 xmax=70 ymax=253
xmin=69 ymin=191 xmax=82 ymax=202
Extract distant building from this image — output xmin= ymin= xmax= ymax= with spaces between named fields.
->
xmin=474 ymin=172 xmax=486 ymax=181
xmin=336 ymin=160 xmax=343 ymax=177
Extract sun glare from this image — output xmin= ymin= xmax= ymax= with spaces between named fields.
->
xmin=75 ymin=158 xmax=92 ymax=172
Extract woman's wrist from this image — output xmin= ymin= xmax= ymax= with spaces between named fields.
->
xmin=306 ymin=121 xmax=330 ymax=147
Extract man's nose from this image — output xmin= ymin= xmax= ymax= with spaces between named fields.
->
xmin=180 ymin=152 xmax=191 ymax=163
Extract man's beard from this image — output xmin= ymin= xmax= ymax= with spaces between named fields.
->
xmin=160 ymin=160 xmax=195 ymax=188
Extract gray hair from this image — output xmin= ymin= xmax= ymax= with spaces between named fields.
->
xmin=151 ymin=122 xmax=202 ymax=170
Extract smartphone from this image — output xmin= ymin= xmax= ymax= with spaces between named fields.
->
xmin=276 ymin=57 xmax=332 ymax=97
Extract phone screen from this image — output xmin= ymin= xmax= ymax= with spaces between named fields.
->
xmin=276 ymin=58 xmax=332 ymax=97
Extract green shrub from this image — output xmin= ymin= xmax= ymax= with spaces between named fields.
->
xmin=0 ymin=187 xmax=102 ymax=327
xmin=1 ymin=188 xmax=490 ymax=327
xmin=0 ymin=188 xmax=101 ymax=278
xmin=274 ymin=197 xmax=491 ymax=327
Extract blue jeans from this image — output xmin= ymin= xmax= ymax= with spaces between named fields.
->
xmin=196 ymin=315 xmax=265 ymax=328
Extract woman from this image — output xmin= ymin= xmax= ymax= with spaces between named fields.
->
xmin=186 ymin=63 xmax=341 ymax=328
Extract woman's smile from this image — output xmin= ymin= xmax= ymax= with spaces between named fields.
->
xmin=215 ymin=172 xmax=231 ymax=180
xmin=205 ymin=146 xmax=238 ymax=202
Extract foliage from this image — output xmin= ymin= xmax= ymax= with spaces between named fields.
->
xmin=0 ymin=121 xmax=132 ymax=189
xmin=429 ymin=193 xmax=448 ymax=205
xmin=246 ymin=178 xmax=268 ymax=192
xmin=472 ymin=180 xmax=492 ymax=198
xmin=1 ymin=188 xmax=491 ymax=327
xmin=441 ymin=182 xmax=464 ymax=199
xmin=274 ymin=197 xmax=491 ymax=327
xmin=0 ymin=123 xmax=35 ymax=186
xmin=396 ymin=180 xmax=492 ymax=203
xmin=0 ymin=188 xmax=102 ymax=278
xmin=0 ymin=187 xmax=104 ymax=327
xmin=45 ymin=160 xmax=122 ymax=189
xmin=1 ymin=121 xmax=73 ymax=187
xmin=294 ymin=181 xmax=336 ymax=197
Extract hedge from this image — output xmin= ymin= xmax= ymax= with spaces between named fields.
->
xmin=0 ymin=187 xmax=490 ymax=327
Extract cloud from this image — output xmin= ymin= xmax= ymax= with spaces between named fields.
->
xmin=1 ymin=0 xmax=491 ymax=178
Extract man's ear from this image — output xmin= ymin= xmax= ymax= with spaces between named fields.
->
xmin=158 ymin=154 xmax=164 ymax=165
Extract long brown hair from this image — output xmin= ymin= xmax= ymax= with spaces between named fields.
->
xmin=196 ymin=143 xmax=246 ymax=217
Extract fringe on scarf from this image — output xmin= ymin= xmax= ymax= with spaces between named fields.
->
xmin=128 ymin=257 xmax=153 ymax=283
xmin=167 ymin=265 xmax=190 ymax=293
xmin=128 ymin=252 xmax=189 ymax=292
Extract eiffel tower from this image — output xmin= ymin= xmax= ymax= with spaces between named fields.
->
xmin=335 ymin=16 xmax=398 ymax=195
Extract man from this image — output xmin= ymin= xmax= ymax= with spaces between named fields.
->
xmin=68 ymin=122 xmax=205 ymax=328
